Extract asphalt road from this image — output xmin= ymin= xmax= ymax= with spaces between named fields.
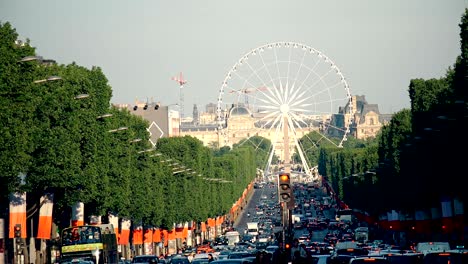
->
xmin=233 ymin=183 xmax=333 ymax=245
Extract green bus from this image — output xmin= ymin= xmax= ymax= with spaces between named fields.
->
xmin=60 ymin=224 xmax=118 ymax=264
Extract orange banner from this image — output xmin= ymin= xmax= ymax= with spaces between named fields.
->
xmin=9 ymin=193 xmax=26 ymax=238
xmin=37 ymin=194 xmax=54 ymax=239
xmin=133 ymin=229 xmax=143 ymax=245
xmin=144 ymin=229 xmax=153 ymax=243
xmin=168 ymin=229 xmax=176 ymax=240
xmin=208 ymin=218 xmax=215 ymax=227
xmin=119 ymin=219 xmax=131 ymax=245
xmin=153 ymin=229 xmax=161 ymax=242
xmin=162 ymin=230 xmax=168 ymax=246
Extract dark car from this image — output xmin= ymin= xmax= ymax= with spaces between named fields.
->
xmin=349 ymin=256 xmax=389 ymax=263
xmin=167 ymin=255 xmax=190 ymax=264
xmin=131 ymin=255 xmax=159 ymax=264
xmin=210 ymin=259 xmax=254 ymax=264
xmin=423 ymin=251 xmax=468 ymax=264
xmin=227 ymin=251 xmax=254 ymax=259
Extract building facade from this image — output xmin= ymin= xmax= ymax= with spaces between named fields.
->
xmin=349 ymin=95 xmax=392 ymax=139
xmin=118 ymin=96 xmax=391 ymax=151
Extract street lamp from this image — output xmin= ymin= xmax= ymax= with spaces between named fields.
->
xmin=74 ymin=94 xmax=90 ymax=100
xmin=130 ymin=138 xmax=142 ymax=143
xmin=108 ymin=127 xmax=128 ymax=133
xmin=137 ymin=148 xmax=156 ymax=154
xmin=97 ymin=113 xmax=113 ymax=119
xmin=18 ymin=56 xmax=42 ymax=63
xmin=33 ymin=76 xmax=62 ymax=84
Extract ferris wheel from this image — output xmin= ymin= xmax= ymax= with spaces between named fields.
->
xmin=216 ymin=42 xmax=354 ymax=179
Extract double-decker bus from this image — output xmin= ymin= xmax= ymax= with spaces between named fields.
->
xmin=59 ymin=224 xmax=118 ymax=264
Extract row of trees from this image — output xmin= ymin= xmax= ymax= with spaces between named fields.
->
xmin=0 ymin=21 xmax=269 ymax=230
xmin=308 ymin=9 xmax=467 ymax=219
xmin=2 ymin=7 xmax=466 ymax=232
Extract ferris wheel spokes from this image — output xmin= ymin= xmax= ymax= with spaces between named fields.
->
xmin=217 ymin=42 xmax=353 ymax=180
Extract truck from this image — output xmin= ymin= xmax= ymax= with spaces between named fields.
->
xmin=246 ymin=222 xmax=259 ymax=237
xmin=224 ymin=231 xmax=241 ymax=246
xmin=354 ymin=227 xmax=369 ymax=243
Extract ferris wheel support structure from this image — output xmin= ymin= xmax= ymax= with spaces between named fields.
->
xmin=217 ymin=42 xmax=354 ymax=182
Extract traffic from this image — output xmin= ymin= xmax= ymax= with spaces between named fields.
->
xmin=132 ymin=176 xmax=466 ymax=264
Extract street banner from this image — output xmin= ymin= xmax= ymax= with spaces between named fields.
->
xmin=152 ymin=228 xmax=161 ymax=243
xmin=108 ymin=214 xmax=119 ymax=237
xmin=9 ymin=192 xmax=26 ymax=238
xmin=414 ymin=210 xmax=431 ymax=234
xmin=133 ymin=224 xmax=143 ymax=245
xmin=119 ymin=219 xmax=131 ymax=245
xmin=388 ymin=210 xmax=401 ymax=230
xmin=71 ymin=202 xmax=84 ymax=226
xmin=441 ymin=198 xmax=454 ymax=232
xmin=144 ymin=228 xmax=153 ymax=254
xmin=37 ymin=193 xmax=54 ymax=239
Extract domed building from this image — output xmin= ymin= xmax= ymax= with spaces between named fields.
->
xmin=180 ymin=104 xmax=316 ymax=160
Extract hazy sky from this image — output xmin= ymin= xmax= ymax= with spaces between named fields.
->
xmin=1 ymin=0 xmax=466 ymax=114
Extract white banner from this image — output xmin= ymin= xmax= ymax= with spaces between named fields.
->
xmin=122 ymin=219 xmax=131 ymax=231
xmin=71 ymin=202 xmax=84 ymax=226
xmin=109 ymin=214 xmax=119 ymax=233
xmin=441 ymin=199 xmax=453 ymax=218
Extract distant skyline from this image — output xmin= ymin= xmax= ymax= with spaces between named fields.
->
xmin=1 ymin=0 xmax=467 ymax=114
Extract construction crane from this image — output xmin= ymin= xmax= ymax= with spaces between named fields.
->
xmin=171 ymin=72 xmax=187 ymax=118
xmin=229 ymin=86 xmax=268 ymax=106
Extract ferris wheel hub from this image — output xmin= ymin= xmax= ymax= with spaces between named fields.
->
xmin=280 ymin=104 xmax=290 ymax=114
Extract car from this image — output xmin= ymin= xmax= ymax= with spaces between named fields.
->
xmin=190 ymin=259 xmax=210 ymax=264
xmin=210 ymin=259 xmax=254 ymax=264
xmin=167 ymin=255 xmax=190 ymax=264
xmin=264 ymin=245 xmax=279 ymax=254
xmin=349 ymin=256 xmax=389 ymax=263
xmin=217 ymin=251 xmax=231 ymax=260
xmin=310 ymin=255 xmax=332 ymax=264
xmin=423 ymin=251 xmax=468 ymax=264
xmin=131 ymin=255 xmax=159 ymax=264
xmin=227 ymin=251 xmax=254 ymax=259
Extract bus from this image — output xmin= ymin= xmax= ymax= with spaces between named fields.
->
xmin=60 ymin=224 xmax=118 ymax=264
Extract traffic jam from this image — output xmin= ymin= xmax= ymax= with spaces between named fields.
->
xmin=162 ymin=178 xmax=467 ymax=264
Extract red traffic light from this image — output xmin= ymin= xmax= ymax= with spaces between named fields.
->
xmin=14 ymin=224 xmax=21 ymax=238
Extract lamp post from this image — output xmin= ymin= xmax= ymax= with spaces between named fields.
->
xmin=18 ymin=56 xmax=42 ymax=63
xmin=74 ymin=94 xmax=90 ymax=100
xmin=33 ymin=76 xmax=62 ymax=84
xmin=108 ymin=127 xmax=128 ymax=133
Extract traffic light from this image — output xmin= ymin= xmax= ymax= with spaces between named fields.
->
xmin=14 ymin=224 xmax=21 ymax=238
xmin=278 ymin=172 xmax=291 ymax=202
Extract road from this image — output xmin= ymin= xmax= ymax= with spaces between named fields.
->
xmin=233 ymin=182 xmax=334 ymax=244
